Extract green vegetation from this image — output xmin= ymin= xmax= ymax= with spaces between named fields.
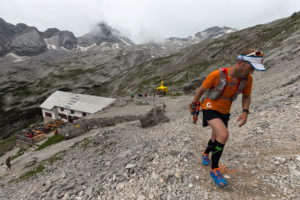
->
xmin=36 ymin=134 xmax=65 ymax=151
xmin=80 ymin=137 xmax=93 ymax=149
xmin=10 ymin=150 xmax=66 ymax=183
xmin=95 ymin=141 xmax=117 ymax=155
xmin=18 ymin=164 xmax=45 ymax=181
xmin=46 ymin=150 xmax=66 ymax=165
xmin=0 ymin=136 xmax=17 ymax=157
xmin=151 ymin=56 xmax=171 ymax=65
xmin=53 ymin=68 xmax=87 ymax=79
xmin=86 ymin=82 xmax=110 ymax=96
xmin=10 ymin=149 xmax=26 ymax=160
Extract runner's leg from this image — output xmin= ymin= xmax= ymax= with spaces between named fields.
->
xmin=204 ymin=130 xmax=216 ymax=154
xmin=207 ymin=118 xmax=229 ymax=169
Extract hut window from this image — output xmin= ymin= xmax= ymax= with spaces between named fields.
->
xmin=45 ymin=112 xmax=52 ymax=118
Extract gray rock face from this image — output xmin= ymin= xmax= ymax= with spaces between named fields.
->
xmin=43 ymin=28 xmax=60 ymax=38
xmin=0 ymin=20 xmax=48 ymax=56
xmin=0 ymin=18 xmax=16 ymax=56
xmin=195 ymin=26 xmax=237 ymax=40
xmin=78 ymin=22 xmax=133 ymax=47
xmin=140 ymin=106 xmax=170 ymax=128
xmin=10 ymin=28 xmax=47 ymax=56
xmin=46 ymin=30 xmax=77 ymax=50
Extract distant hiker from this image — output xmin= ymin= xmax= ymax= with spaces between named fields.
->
xmin=190 ymin=49 xmax=265 ymax=186
xmin=162 ymin=103 xmax=166 ymax=112
xmin=131 ymin=94 xmax=134 ymax=98
xmin=144 ymin=93 xmax=147 ymax=98
xmin=6 ymin=156 xmax=11 ymax=171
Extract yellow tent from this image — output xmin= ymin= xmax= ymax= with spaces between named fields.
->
xmin=156 ymin=81 xmax=168 ymax=93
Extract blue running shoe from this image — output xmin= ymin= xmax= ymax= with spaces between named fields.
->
xmin=210 ymin=168 xmax=228 ymax=187
xmin=202 ymin=153 xmax=210 ymax=166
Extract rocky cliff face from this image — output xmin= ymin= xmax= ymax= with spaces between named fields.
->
xmin=10 ymin=24 xmax=48 ymax=56
xmin=195 ymin=26 xmax=236 ymax=40
xmin=44 ymin=30 xmax=77 ymax=50
xmin=0 ymin=20 xmax=48 ymax=56
xmin=0 ymin=19 xmax=134 ymax=57
xmin=0 ymin=18 xmax=236 ymax=59
xmin=78 ymin=23 xmax=134 ymax=48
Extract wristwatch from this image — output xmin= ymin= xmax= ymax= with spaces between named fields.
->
xmin=243 ymin=109 xmax=249 ymax=114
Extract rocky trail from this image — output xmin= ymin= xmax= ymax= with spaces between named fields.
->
xmin=0 ymin=56 xmax=299 ymax=200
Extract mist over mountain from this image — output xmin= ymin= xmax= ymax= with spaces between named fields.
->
xmin=0 ymin=17 xmax=237 ymax=58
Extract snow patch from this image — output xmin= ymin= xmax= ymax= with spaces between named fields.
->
xmin=6 ymin=53 xmax=28 ymax=62
xmin=44 ymin=39 xmax=57 ymax=50
xmin=113 ymin=43 xmax=120 ymax=49
xmin=120 ymin=38 xmax=131 ymax=46
xmin=99 ymin=42 xmax=107 ymax=47
xmin=77 ymin=43 xmax=96 ymax=52
xmin=225 ymin=29 xmax=235 ymax=34
xmin=61 ymin=46 xmax=69 ymax=51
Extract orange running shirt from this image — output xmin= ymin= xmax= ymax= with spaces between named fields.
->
xmin=202 ymin=67 xmax=253 ymax=114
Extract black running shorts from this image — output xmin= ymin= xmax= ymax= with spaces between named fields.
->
xmin=202 ymin=109 xmax=230 ymax=128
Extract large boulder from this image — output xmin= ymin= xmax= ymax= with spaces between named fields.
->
xmin=140 ymin=106 xmax=170 ymax=128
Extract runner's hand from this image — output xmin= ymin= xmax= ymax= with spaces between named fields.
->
xmin=237 ymin=112 xmax=248 ymax=127
xmin=189 ymin=102 xmax=196 ymax=114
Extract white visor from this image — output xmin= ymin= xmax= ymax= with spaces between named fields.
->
xmin=237 ymin=55 xmax=266 ymax=71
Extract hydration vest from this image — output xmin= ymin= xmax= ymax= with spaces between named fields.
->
xmin=200 ymin=68 xmax=248 ymax=103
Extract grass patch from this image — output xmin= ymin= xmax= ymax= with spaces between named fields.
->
xmin=0 ymin=136 xmax=17 ymax=157
xmin=36 ymin=134 xmax=65 ymax=151
xmin=10 ymin=149 xmax=26 ymax=160
xmin=18 ymin=164 xmax=45 ymax=181
xmin=80 ymin=137 xmax=93 ymax=149
xmin=10 ymin=150 xmax=66 ymax=183
xmin=46 ymin=150 xmax=66 ymax=165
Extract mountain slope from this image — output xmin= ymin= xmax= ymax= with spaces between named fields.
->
xmin=0 ymin=12 xmax=299 ymax=141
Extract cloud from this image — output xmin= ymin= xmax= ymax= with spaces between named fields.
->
xmin=0 ymin=0 xmax=299 ymax=43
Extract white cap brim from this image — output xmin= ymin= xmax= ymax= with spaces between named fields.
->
xmin=238 ymin=55 xmax=266 ymax=71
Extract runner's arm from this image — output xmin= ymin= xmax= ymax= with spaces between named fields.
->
xmin=237 ymin=94 xmax=251 ymax=127
xmin=192 ymin=85 xmax=205 ymax=103
xmin=241 ymin=95 xmax=251 ymax=111
xmin=190 ymin=86 xmax=205 ymax=114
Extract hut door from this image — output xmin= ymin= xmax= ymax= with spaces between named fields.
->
xmin=68 ymin=116 xmax=73 ymax=123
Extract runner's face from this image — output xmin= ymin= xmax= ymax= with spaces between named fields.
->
xmin=241 ymin=62 xmax=254 ymax=78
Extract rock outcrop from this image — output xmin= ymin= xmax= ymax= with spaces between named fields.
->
xmin=140 ymin=106 xmax=170 ymax=128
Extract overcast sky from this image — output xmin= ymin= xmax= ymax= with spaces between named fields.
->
xmin=1 ymin=0 xmax=300 ymax=43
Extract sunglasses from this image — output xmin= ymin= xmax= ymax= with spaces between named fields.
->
xmin=246 ymin=51 xmax=264 ymax=57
